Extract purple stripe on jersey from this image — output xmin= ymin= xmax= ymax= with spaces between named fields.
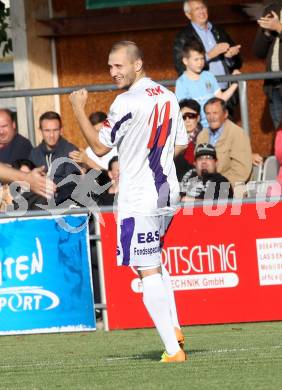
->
xmin=120 ymin=217 xmax=135 ymax=266
xmin=148 ymin=119 xmax=172 ymax=208
xmin=111 ymin=112 xmax=132 ymax=143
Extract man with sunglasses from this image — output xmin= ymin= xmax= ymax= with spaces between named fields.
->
xmin=181 ymin=143 xmax=233 ymax=201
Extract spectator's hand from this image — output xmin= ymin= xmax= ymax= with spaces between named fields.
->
xmin=224 ymin=45 xmax=241 ymax=58
xmin=69 ymin=88 xmax=88 ymax=112
xmin=257 ymin=11 xmax=282 ymax=34
xmin=69 ymin=149 xmax=88 ymax=165
xmin=0 ymin=184 xmax=13 ymax=206
xmin=207 ymin=43 xmax=230 ymax=60
xmin=229 ymin=69 xmax=241 ymax=88
xmin=252 ymin=153 xmax=263 ymax=166
xmin=26 ymin=167 xmax=56 ymax=198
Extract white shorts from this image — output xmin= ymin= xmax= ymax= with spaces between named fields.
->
xmin=116 ymin=212 xmax=173 ymax=267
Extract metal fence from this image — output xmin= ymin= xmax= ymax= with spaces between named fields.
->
xmin=1 ymin=70 xmax=282 ymax=329
xmin=1 ymin=70 xmax=282 ymax=144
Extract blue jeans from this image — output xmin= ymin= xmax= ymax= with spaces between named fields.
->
xmin=269 ymin=88 xmax=282 ymax=129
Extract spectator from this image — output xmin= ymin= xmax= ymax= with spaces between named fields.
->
xmin=0 ymin=109 xmax=33 ymax=164
xmin=175 ymin=99 xmax=201 ymax=181
xmin=252 ymin=153 xmax=263 ymax=167
xmin=197 ymin=97 xmax=252 ymax=197
xmin=0 ymin=177 xmax=13 ymax=212
xmin=12 ymin=159 xmax=49 ymax=211
xmin=275 ymin=126 xmax=282 ymax=185
xmin=173 ymin=1 xmax=242 ymax=85
xmin=253 ymin=2 xmax=282 ymax=128
xmin=260 ymin=126 xmax=282 ymax=198
xmin=1 ymin=159 xmax=50 ymax=212
xmin=98 ymin=156 xmax=119 ymax=206
xmin=0 ymin=163 xmax=55 ymax=199
xmin=29 ymin=111 xmax=80 ymax=205
xmin=181 ymin=143 xmax=233 ymax=201
xmin=175 ymin=40 xmax=239 ymax=128
xmin=13 ymin=158 xmax=36 ymax=172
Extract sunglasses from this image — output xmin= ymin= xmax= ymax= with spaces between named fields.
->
xmin=182 ymin=112 xmax=198 ymax=120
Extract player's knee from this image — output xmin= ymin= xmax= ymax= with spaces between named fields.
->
xmin=141 ymin=272 xmax=167 ymax=307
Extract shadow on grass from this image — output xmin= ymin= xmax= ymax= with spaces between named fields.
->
xmin=106 ymin=348 xmax=208 ymax=362
xmin=140 ymin=348 xmax=208 ymax=361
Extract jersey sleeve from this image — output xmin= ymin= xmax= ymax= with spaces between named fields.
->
xmin=175 ymin=109 xmax=189 ymax=146
xmin=99 ymin=95 xmax=132 ymax=148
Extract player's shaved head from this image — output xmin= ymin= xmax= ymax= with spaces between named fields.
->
xmin=108 ymin=41 xmax=145 ymax=89
xmin=110 ymin=41 xmax=143 ymax=63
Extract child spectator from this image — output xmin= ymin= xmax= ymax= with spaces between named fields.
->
xmin=175 ymin=40 xmax=239 ymax=128
xmin=98 ymin=156 xmax=119 ymax=206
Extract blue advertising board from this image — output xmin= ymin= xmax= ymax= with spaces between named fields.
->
xmin=0 ymin=214 xmax=96 ymax=334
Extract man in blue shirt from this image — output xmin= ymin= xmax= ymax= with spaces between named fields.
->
xmin=173 ymin=0 xmax=242 ymax=89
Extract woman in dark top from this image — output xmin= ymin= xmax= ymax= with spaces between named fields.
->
xmin=98 ymin=156 xmax=119 ymax=207
xmin=175 ymin=99 xmax=202 ymax=182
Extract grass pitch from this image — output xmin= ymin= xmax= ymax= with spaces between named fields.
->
xmin=0 ymin=322 xmax=282 ymax=390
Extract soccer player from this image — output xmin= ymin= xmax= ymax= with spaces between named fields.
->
xmin=70 ymin=41 xmax=188 ymax=363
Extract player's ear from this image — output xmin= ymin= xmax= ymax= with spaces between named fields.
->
xmin=135 ymin=59 xmax=143 ymax=72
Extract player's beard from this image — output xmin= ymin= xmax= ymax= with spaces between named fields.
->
xmin=123 ymin=70 xmax=139 ymax=90
xmin=113 ymin=71 xmax=134 ymax=90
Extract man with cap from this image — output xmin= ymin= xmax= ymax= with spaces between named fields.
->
xmin=181 ymin=143 xmax=233 ymax=201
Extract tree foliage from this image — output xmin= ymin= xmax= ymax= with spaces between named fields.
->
xmin=0 ymin=1 xmax=12 ymax=56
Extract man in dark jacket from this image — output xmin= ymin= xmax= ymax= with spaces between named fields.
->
xmin=29 ymin=111 xmax=80 ymax=205
xmin=180 ymin=143 xmax=233 ymax=201
xmin=173 ymin=0 xmax=242 ymax=86
xmin=253 ymin=0 xmax=282 ymax=128
xmin=0 ymin=109 xmax=32 ymax=164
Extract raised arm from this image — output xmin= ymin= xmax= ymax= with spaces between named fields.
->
xmin=69 ymin=89 xmax=111 ymax=157
xmin=215 ymin=70 xmax=240 ymax=101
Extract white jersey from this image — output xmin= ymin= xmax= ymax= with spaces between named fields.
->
xmin=85 ymin=146 xmax=117 ymax=170
xmin=99 ymin=77 xmax=188 ymax=216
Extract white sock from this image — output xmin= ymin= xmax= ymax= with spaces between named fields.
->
xmin=142 ymin=273 xmax=180 ymax=355
xmin=161 ymin=265 xmax=180 ymax=329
